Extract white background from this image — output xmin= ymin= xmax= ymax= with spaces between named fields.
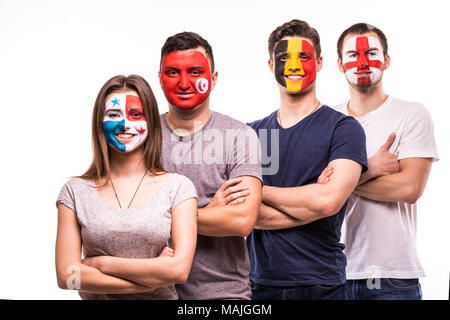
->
xmin=0 ymin=0 xmax=448 ymax=300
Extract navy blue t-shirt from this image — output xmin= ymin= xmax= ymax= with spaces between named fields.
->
xmin=247 ymin=106 xmax=367 ymax=286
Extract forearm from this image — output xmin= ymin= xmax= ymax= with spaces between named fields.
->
xmin=197 ymin=204 xmax=257 ymax=237
xmin=263 ymin=185 xmax=331 ymax=220
xmin=355 ymin=173 xmax=419 ymax=203
xmin=255 ymin=203 xmax=315 ymax=230
xmin=355 ymin=158 xmax=432 ymax=204
xmin=96 ymin=256 xmax=189 ymax=288
xmin=58 ymin=262 xmax=153 ymax=294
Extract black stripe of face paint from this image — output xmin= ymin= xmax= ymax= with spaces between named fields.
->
xmin=274 ymin=40 xmax=288 ymax=87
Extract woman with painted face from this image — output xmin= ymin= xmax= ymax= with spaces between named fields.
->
xmin=55 ymin=74 xmax=198 ymax=300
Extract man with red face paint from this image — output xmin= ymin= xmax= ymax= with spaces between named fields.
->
xmin=334 ymin=23 xmax=438 ymax=300
xmin=246 ymin=19 xmax=368 ymax=300
xmin=158 ymin=32 xmax=263 ymax=300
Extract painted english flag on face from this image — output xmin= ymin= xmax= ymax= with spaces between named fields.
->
xmin=342 ymin=36 xmax=385 ymax=87
xmin=103 ymin=93 xmax=148 ymax=152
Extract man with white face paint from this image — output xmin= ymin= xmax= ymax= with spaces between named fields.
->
xmin=334 ymin=23 xmax=439 ymax=300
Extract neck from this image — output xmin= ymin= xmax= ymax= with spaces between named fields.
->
xmin=278 ymin=85 xmax=320 ymax=127
xmin=166 ymin=99 xmax=211 ymax=134
xmin=347 ymin=81 xmax=388 ymax=118
xmin=109 ymin=147 xmax=147 ymax=178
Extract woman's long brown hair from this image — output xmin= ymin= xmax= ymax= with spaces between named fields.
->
xmin=79 ymin=74 xmax=164 ymax=181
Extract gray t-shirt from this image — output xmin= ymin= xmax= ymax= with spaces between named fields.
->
xmin=161 ymin=111 xmax=262 ymax=300
xmin=56 ymin=172 xmax=197 ymax=300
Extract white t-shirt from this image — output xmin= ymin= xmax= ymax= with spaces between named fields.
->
xmin=333 ymin=96 xmax=439 ymax=279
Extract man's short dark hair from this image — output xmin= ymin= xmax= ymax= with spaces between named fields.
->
xmin=337 ymin=23 xmax=388 ymax=60
xmin=160 ymin=31 xmax=215 ymax=72
xmin=268 ymin=19 xmax=321 ymax=59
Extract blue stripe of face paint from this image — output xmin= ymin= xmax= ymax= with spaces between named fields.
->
xmin=103 ymin=119 xmax=126 ymax=152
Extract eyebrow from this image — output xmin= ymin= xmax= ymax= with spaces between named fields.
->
xmin=346 ymin=47 xmax=380 ymax=54
xmin=164 ymin=65 xmax=205 ymax=70
xmin=276 ymin=51 xmax=313 ymax=57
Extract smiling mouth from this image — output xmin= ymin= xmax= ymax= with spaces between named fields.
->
xmin=115 ymin=133 xmax=136 ymax=139
xmin=285 ymin=74 xmax=305 ymax=82
xmin=176 ymin=92 xmax=195 ymax=99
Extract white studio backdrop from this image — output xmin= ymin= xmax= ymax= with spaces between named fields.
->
xmin=0 ymin=0 xmax=448 ymax=300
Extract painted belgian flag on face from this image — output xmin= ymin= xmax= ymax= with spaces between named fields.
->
xmin=274 ymin=39 xmax=317 ymax=92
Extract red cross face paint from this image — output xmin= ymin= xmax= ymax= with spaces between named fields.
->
xmin=342 ymin=36 xmax=385 ymax=87
xmin=161 ymin=50 xmax=212 ymax=109
xmin=274 ymin=39 xmax=317 ymax=92
xmin=103 ymin=93 xmax=148 ymax=153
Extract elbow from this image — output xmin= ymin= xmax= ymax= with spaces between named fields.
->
xmin=56 ymin=263 xmax=81 ymax=290
xmin=56 ymin=271 xmax=71 ymax=290
xmin=172 ymin=262 xmax=192 ymax=284
xmin=318 ymin=198 xmax=344 ymax=218
xmin=403 ymin=184 xmax=424 ymax=204
xmin=57 ymin=277 xmax=67 ymax=290
xmin=236 ymin=214 xmax=257 ymax=237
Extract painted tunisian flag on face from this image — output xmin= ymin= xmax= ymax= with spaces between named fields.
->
xmin=342 ymin=36 xmax=385 ymax=87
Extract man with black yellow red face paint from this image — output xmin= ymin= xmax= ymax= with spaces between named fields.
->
xmin=246 ymin=19 xmax=368 ymax=300
xmin=274 ymin=38 xmax=317 ymax=93
xmin=333 ymin=23 xmax=438 ymax=300
xmin=158 ymin=32 xmax=263 ymax=300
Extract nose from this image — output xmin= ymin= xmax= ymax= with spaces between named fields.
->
xmin=118 ymin=119 xmax=130 ymax=131
xmin=358 ymin=53 xmax=369 ymax=68
xmin=178 ymin=72 xmax=191 ymax=90
xmin=287 ymin=56 xmax=302 ymax=73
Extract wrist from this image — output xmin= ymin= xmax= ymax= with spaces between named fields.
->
xmin=366 ymin=159 xmax=380 ymax=180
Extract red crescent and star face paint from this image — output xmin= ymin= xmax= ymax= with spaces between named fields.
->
xmin=274 ymin=38 xmax=317 ymax=92
xmin=160 ymin=50 xmax=212 ymax=109
xmin=342 ymin=35 xmax=385 ymax=87
xmin=103 ymin=92 xmax=148 ymax=153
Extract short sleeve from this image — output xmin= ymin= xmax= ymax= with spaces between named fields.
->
xmin=56 ymin=181 xmax=76 ymax=212
xmin=329 ymin=116 xmax=368 ymax=173
xmin=227 ymin=126 xmax=263 ymax=182
xmin=170 ymin=175 xmax=198 ymax=212
xmin=397 ymin=104 xmax=439 ymax=162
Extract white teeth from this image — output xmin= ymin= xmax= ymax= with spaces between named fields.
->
xmin=116 ymin=133 xmax=134 ymax=138
xmin=286 ymin=75 xmax=304 ymax=80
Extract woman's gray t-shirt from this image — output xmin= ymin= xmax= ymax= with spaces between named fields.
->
xmin=56 ymin=172 xmax=197 ymax=300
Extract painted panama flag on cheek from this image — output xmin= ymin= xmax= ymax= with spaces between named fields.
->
xmin=103 ymin=94 xmax=148 ymax=152
xmin=274 ymin=39 xmax=317 ymax=92
xmin=342 ymin=36 xmax=385 ymax=87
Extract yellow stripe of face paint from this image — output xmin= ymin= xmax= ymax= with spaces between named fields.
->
xmin=284 ymin=39 xmax=304 ymax=92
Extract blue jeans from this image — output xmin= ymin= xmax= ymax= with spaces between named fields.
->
xmin=346 ymin=278 xmax=422 ymax=300
xmin=250 ymin=281 xmax=347 ymax=300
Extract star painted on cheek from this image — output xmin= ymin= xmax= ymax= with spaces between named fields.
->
xmin=137 ymin=127 xmax=146 ymax=135
xmin=112 ymin=97 xmax=120 ymax=107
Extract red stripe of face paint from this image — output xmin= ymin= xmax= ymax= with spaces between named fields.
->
xmin=125 ymin=95 xmax=145 ymax=121
xmin=343 ymin=36 xmax=384 ymax=72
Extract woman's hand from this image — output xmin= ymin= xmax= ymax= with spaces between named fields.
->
xmin=82 ymin=256 xmax=106 ymax=272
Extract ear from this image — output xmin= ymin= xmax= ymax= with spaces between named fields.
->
xmin=268 ymin=58 xmax=274 ymax=74
xmin=383 ymin=54 xmax=391 ymax=71
xmin=337 ymin=58 xmax=345 ymax=73
xmin=210 ymin=71 xmax=219 ymax=91
xmin=315 ymin=56 xmax=323 ymax=72
xmin=158 ymin=71 xmax=162 ymax=87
